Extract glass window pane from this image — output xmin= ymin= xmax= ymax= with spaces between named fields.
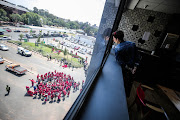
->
xmin=0 ymin=0 xmax=109 ymax=119
xmin=86 ymin=0 xmax=120 ymax=83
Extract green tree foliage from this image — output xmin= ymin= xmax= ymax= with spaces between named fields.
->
xmin=37 ymin=35 xmax=41 ymax=43
xmin=21 ymin=12 xmax=42 ymax=26
xmin=0 ymin=8 xmax=7 ymax=17
xmin=10 ymin=14 xmax=22 ymax=23
xmin=19 ymin=34 xmax=23 ymax=42
xmin=0 ymin=8 xmax=9 ymax=21
xmin=2 ymin=6 xmax=98 ymax=37
xmin=33 ymin=7 xmax=39 ymax=14
xmin=63 ymin=47 xmax=68 ymax=58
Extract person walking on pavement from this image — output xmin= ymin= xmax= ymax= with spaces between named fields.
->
xmin=6 ymin=85 xmax=10 ymax=95
xmin=72 ymin=66 xmax=74 ymax=71
xmin=69 ymin=63 xmax=71 ymax=69
xmin=47 ymin=54 xmax=49 ymax=61
xmin=50 ymin=55 xmax=52 ymax=61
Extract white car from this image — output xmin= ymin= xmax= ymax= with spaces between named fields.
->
xmin=82 ymin=48 xmax=87 ymax=52
xmin=74 ymin=40 xmax=78 ymax=44
xmin=66 ymin=44 xmax=70 ymax=47
xmin=71 ymin=45 xmax=75 ymax=49
xmin=78 ymin=50 xmax=85 ymax=54
xmin=0 ymin=44 xmax=9 ymax=51
xmin=87 ymin=44 xmax=91 ymax=48
xmin=87 ymin=50 xmax=92 ymax=55
xmin=0 ymin=36 xmax=11 ymax=40
xmin=90 ymin=45 xmax=94 ymax=49
xmin=82 ymin=42 xmax=87 ymax=46
xmin=17 ymin=47 xmax=32 ymax=57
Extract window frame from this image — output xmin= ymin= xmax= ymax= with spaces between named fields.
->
xmin=63 ymin=0 xmax=127 ymax=119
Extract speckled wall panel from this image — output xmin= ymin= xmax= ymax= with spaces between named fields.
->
xmin=119 ymin=8 xmax=170 ymax=51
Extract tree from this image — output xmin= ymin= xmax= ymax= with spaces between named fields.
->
xmin=10 ymin=14 xmax=22 ymax=23
xmin=63 ymin=47 xmax=68 ymax=59
xmin=0 ymin=8 xmax=9 ymax=21
xmin=2 ymin=17 xmax=9 ymax=21
xmin=30 ymin=29 xmax=33 ymax=35
xmin=37 ymin=35 xmax=41 ymax=43
xmin=0 ymin=8 xmax=7 ymax=17
xmin=19 ymin=34 xmax=23 ymax=42
xmin=33 ymin=7 xmax=38 ymax=14
xmin=21 ymin=14 xmax=27 ymax=24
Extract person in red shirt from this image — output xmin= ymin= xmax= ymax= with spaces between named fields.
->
xmin=51 ymin=94 xmax=54 ymax=102
xmin=37 ymin=74 xmax=39 ymax=81
xmin=34 ymin=90 xmax=37 ymax=98
xmin=26 ymin=86 xmax=30 ymax=92
xmin=67 ymin=91 xmax=70 ymax=97
xmin=48 ymin=92 xmax=51 ymax=100
xmin=58 ymin=92 xmax=61 ymax=101
xmin=63 ymin=89 xmax=66 ymax=97
xmin=30 ymin=79 xmax=36 ymax=87
xmin=44 ymin=94 xmax=47 ymax=102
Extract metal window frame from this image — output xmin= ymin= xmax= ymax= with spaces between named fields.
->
xmin=63 ymin=0 xmax=127 ymax=119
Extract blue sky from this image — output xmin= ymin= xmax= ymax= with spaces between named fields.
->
xmin=7 ymin=0 xmax=106 ymax=26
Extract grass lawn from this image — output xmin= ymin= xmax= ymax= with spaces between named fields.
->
xmin=7 ymin=40 xmax=83 ymax=68
xmin=0 ymin=35 xmax=9 ymax=37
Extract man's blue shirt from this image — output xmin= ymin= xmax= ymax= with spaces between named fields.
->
xmin=114 ymin=41 xmax=139 ymax=68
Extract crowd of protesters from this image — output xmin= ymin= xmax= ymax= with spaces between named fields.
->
xmin=26 ymin=70 xmax=84 ymax=103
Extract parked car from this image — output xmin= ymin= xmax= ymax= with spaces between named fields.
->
xmin=0 ymin=57 xmax=4 ymax=64
xmin=71 ymin=45 xmax=75 ymax=49
xmin=66 ymin=43 xmax=70 ymax=47
xmin=65 ymin=36 xmax=71 ymax=40
xmin=0 ymin=44 xmax=9 ymax=51
xmin=3 ymin=28 xmax=12 ymax=32
xmin=79 ymin=41 xmax=83 ymax=45
xmin=87 ymin=50 xmax=92 ymax=55
xmin=70 ymin=39 xmax=74 ymax=43
xmin=5 ymin=64 xmax=27 ymax=75
xmin=0 ymin=32 xmax=4 ymax=35
xmin=17 ymin=47 xmax=32 ymax=57
xmin=14 ymin=30 xmax=21 ymax=32
xmin=74 ymin=40 xmax=78 ymax=44
xmin=60 ymin=41 xmax=65 ymax=45
xmin=0 ymin=36 xmax=11 ymax=40
xmin=82 ymin=48 xmax=87 ymax=52
xmin=32 ymin=34 xmax=38 ymax=38
xmin=78 ymin=50 xmax=85 ymax=54
xmin=26 ymin=34 xmax=33 ymax=38
xmin=74 ymin=46 xmax=80 ymax=50
xmin=63 ymin=42 xmax=67 ymax=46
xmin=87 ymin=44 xmax=91 ymax=48
xmin=83 ymin=42 xmax=87 ymax=46
xmin=90 ymin=45 xmax=94 ymax=49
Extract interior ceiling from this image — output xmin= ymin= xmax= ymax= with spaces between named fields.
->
xmin=127 ymin=0 xmax=180 ymax=14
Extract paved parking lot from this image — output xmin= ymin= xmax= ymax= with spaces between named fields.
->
xmin=0 ymin=40 xmax=86 ymax=120
xmin=0 ymin=25 xmax=95 ymax=119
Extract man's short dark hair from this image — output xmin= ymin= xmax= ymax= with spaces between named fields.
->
xmin=102 ymin=28 xmax=112 ymax=38
xmin=112 ymin=30 xmax=124 ymax=42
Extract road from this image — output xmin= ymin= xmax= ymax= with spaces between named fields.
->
xmin=0 ymin=41 xmax=86 ymax=120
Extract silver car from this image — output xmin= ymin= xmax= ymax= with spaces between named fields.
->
xmin=0 ymin=36 xmax=11 ymax=40
xmin=0 ymin=44 xmax=9 ymax=51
